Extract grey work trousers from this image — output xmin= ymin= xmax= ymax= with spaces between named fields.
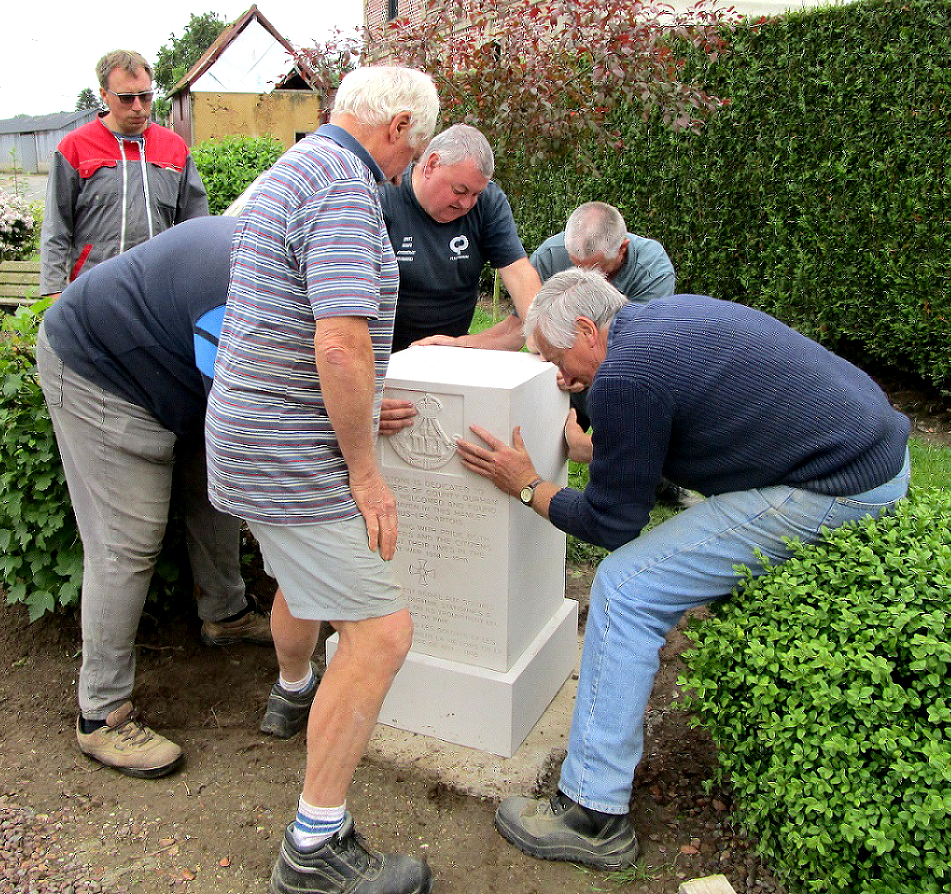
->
xmin=36 ymin=323 xmax=247 ymax=719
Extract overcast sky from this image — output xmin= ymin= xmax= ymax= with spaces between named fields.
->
xmin=0 ymin=1 xmax=364 ymax=121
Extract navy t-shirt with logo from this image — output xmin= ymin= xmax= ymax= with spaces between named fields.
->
xmin=380 ymin=167 xmax=526 ymax=352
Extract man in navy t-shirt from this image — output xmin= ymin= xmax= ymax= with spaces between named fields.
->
xmin=380 ymin=124 xmax=541 ymax=353
xmin=36 ymin=216 xmax=271 ymax=780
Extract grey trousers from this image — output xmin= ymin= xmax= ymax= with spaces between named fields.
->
xmin=37 ymin=323 xmax=247 ymax=719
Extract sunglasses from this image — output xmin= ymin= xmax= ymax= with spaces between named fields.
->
xmin=106 ymin=89 xmax=154 ymax=105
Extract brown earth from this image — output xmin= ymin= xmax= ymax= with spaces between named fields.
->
xmin=1 ymin=373 xmax=947 ymax=894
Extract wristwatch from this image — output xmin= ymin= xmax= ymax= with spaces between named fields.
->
xmin=519 ymin=477 xmax=543 ymax=506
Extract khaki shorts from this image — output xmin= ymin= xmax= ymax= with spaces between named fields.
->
xmin=249 ymin=516 xmax=404 ymax=621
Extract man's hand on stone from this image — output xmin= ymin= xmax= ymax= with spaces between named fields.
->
xmin=379 ymin=397 xmax=417 ymax=436
xmin=565 ymin=409 xmax=593 ymax=464
xmin=410 ymin=334 xmax=464 ymax=347
xmin=456 ymin=425 xmax=538 ymax=498
xmin=350 ymin=471 xmax=398 ymax=560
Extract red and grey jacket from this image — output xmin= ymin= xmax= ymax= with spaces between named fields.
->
xmin=40 ymin=115 xmax=208 ymax=295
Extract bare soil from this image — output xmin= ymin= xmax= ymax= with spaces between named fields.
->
xmin=1 ymin=373 xmax=947 ymax=894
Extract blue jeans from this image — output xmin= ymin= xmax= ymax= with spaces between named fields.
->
xmin=37 ymin=323 xmax=247 ymax=718
xmin=559 ymin=454 xmax=910 ymax=814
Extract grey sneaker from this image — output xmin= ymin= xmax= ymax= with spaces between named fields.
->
xmin=270 ymin=814 xmax=432 ymax=894
xmin=201 ymin=607 xmax=273 ymax=646
xmin=76 ymin=702 xmax=183 ymax=779
xmin=495 ymin=791 xmax=639 ymax=870
xmin=260 ymin=662 xmax=320 ymax=739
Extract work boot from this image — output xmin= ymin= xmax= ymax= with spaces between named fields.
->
xmin=495 ymin=791 xmax=639 ymax=870
xmin=201 ymin=604 xmax=273 ymax=646
xmin=76 ymin=702 xmax=183 ymax=779
xmin=260 ymin=662 xmax=320 ymax=739
xmin=270 ymin=814 xmax=432 ymax=894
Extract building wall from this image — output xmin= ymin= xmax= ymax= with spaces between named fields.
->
xmin=191 ymin=90 xmax=325 ymax=149
xmin=0 ymin=111 xmax=98 ymax=173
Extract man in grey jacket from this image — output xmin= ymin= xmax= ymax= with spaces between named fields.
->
xmin=40 ymin=50 xmax=207 ymax=297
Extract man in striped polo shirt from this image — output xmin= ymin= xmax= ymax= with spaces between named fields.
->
xmin=205 ymin=67 xmax=439 ymax=894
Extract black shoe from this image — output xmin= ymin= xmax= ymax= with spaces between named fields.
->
xmin=260 ymin=663 xmax=320 ymax=739
xmin=654 ymin=478 xmax=688 ymax=508
xmin=495 ymin=791 xmax=639 ymax=870
xmin=270 ymin=815 xmax=432 ymax=894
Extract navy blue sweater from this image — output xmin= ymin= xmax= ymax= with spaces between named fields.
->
xmin=548 ymin=297 xmax=910 ymax=551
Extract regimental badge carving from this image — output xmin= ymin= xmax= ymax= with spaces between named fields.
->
xmin=390 ymin=393 xmax=457 ymax=469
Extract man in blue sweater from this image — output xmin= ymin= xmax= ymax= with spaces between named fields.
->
xmin=456 ymin=268 xmax=910 ymax=870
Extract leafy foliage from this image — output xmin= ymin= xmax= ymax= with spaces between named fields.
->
xmin=154 ymin=12 xmax=228 ymax=94
xmin=508 ymin=0 xmax=951 ymax=392
xmin=0 ymin=302 xmax=81 ymax=620
xmin=191 ymin=135 xmax=285 ymax=215
xmin=153 ymin=11 xmax=228 ymax=120
xmin=680 ymin=489 xmax=951 ymax=893
xmin=74 ymin=88 xmax=99 ymax=111
xmin=363 ymin=0 xmax=735 ymax=182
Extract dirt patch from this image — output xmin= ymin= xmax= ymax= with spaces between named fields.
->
xmin=0 ymin=572 xmax=785 ymax=894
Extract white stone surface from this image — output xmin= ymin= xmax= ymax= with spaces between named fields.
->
xmin=327 ymin=599 xmax=578 ymax=757
xmin=344 ymin=345 xmax=575 ymax=755
xmin=378 ymin=346 xmax=569 ymax=673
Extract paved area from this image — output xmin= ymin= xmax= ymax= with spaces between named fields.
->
xmin=0 ymin=172 xmax=47 ymax=203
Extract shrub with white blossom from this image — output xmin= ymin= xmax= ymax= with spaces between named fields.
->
xmin=0 ymin=189 xmax=38 ymax=262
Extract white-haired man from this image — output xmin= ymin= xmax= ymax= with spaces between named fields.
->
xmin=457 ymin=268 xmax=910 ymax=871
xmin=206 ymin=66 xmax=440 ymax=894
xmin=531 ymin=201 xmax=674 ymax=304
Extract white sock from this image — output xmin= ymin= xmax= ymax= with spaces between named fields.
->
xmin=293 ymin=797 xmax=346 ymax=850
xmin=279 ymin=666 xmax=314 ymax=693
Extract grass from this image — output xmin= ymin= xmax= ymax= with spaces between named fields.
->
xmin=909 ymin=437 xmax=951 ymax=491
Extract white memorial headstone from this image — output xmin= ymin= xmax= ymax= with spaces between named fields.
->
xmin=326 ymin=346 xmax=577 ymax=756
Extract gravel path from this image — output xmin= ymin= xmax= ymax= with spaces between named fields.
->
xmin=0 ymin=797 xmax=123 ymax=894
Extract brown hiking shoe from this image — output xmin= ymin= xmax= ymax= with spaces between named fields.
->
xmin=76 ymin=702 xmax=183 ymax=778
xmin=201 ymin=608 xmax=273 ymax=646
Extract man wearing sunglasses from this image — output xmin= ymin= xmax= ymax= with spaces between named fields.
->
xmin=40 ymin=50 xmax=208 ymax=299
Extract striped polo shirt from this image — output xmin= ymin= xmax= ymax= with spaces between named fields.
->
xmin=205 ymin=125 xmax=397 ymax=524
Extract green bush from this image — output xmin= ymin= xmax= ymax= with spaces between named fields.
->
xmin=507 ymin=0 xmax=951 ymax=392
xmin=191 ymin=135 xmax=285 ymax=215
xmin=680 ymin=489 xmax=951 ymax=893
xmin=0 ymin=303 xmax=81 ymax=619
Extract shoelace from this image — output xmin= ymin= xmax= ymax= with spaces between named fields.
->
xmin=338 ymin=828 xmax=380 ymax=872
xmin=114 ymin=713 xmax=156 ymax=746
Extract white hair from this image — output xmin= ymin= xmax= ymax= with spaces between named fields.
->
xmin=333 ymin=66 xmax=439 ymax=147
xmin=564 ymin=202 xmax=627 ymax=260
xmin=525 ymin=268 xmax=626 ymax=350
xmin=421 ymin=124 xmax=494 ymax=178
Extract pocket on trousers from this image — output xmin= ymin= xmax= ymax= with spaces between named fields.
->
xmin=37 ymin=331 xmax=65 ymax=408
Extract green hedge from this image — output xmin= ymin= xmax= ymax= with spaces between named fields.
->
xmin=680 ymin=489 xmax=951 ymax=893
xmin=505 ymin=0 xmax=951 ymax=391
xmin=191 ymin=134 xmax=285 ymax=215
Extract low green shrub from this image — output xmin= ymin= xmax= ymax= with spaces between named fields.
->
xmin=191 ymin=135 xmax=285 ymax=215
xmin=0 ymin=302 xmax=81 ymax=619
xmin=680 ymin=488 xmax=951 ymax=893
